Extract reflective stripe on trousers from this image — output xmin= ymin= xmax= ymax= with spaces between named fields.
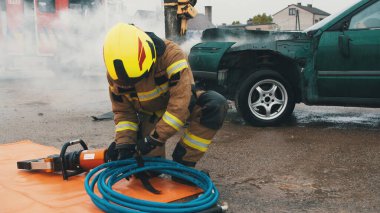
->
xmin=182 ymin=129 xmax=211 ymax=152
xmin=162 ymin=111 xmax=184 ymax=131
xmin=115 ymin=121 xmax=139 ymax=132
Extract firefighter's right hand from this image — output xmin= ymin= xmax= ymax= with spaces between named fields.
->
xmin=138 ymin=135 xmax=164 ymax=155
xmin=116 ymin=144 xmax=136 ymax=160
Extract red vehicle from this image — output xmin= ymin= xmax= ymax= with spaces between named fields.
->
xmin=34 ymin=0 xmax=69 ymax=55
xmin=5 ymin=0 xmax=25 ymax=54
xmin=0 ymin=3 xmax=3 ymax=42
xmin=0 ymin=0 xmax=110 ymax=72
xmin=0 ymin=0 xmax=70 ymax=57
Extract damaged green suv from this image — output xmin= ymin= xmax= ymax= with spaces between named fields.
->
xmin=189 ymin=0 xmax=380 ymax=126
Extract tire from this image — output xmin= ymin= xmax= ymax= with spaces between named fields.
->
xmin=235 ymin=70 xmax=295 ymax=126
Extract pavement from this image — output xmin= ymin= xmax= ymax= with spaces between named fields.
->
xmin=1 ymin=71 xmax=380 ymax=212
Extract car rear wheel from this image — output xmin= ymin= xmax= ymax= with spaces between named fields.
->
xmin=236 ymin=70 xmax=295 ymax=126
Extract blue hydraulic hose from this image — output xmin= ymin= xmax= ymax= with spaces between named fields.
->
xmin=84 ymin=157 xmax=219 ymax=213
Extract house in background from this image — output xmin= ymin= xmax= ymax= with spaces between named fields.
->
xmin=132 ymin=7 xmax=215 ymax=35
xmin=188 ymin=6 xmax=215 ymax=31
xmin=245 ymin=23 xmax=278 ymax=31
xmin=273 ymin=3 xmax=330 ymax=31
xmin=218 ymin=22 xmax=278 ymax=31
xmin=188 ymin=14 xmax=215 ymax=31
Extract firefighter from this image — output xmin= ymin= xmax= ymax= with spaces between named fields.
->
xmin=103 ymin=23 xmax=228 ymax=168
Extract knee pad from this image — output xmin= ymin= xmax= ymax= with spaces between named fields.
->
xmin=197 ymin=90 xmax=228 ymax=130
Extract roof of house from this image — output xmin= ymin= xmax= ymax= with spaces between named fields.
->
xmin=217 ymin=24 xmax=247 ymax=30
xmin=134 ymin=10 xmax=158 ymax=19
xmin=188 ymin=14 xmax=215 ymax=31
xmin=132 ymin=10 xmax=214 ymax=31
xmin=249 ymin=23 xmax=277 ymax=26
xmin=297 ymin=4 xmax=330 ymax=16
xmin=273 ymin=4 xmax=330 ymax=16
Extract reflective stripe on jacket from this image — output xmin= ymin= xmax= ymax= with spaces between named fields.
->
xmin=108 ymin=40 xmax=194 ymax=145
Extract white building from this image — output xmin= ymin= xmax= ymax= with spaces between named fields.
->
xmin=273 ymin=3 xmax=330 ymax=31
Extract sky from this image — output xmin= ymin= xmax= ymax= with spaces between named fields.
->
xmin=124 ymin=0 xmax=361 ymax=25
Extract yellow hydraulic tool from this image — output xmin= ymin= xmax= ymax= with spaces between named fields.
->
xmin=164 ymin=0 xmax=198 ymax=36
xmin=177 ymin=0 xmax=198 ymax=35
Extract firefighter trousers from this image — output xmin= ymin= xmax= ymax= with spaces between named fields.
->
xmin=141 ymin=90 xmax=228 ymax=167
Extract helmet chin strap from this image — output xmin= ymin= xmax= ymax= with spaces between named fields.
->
xmin=145 ymin=32 xmax=166 ymax=57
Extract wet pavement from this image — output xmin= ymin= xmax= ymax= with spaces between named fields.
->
xmin=212 ymin=106 xmax=380 ymax=212
xmin=291 ymin=106 xmax=380 ymax=130
xmin=1 ymin=73 xmax=380 ymax=212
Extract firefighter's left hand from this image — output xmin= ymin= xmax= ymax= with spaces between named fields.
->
xmin=138 ymin=134 xmax=164 ymax=155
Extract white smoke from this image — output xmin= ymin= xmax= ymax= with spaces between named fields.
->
xmin=0 ymin=0 xmax=170 ymax=115
xmin=0 ymin=0 xmax=165 ymax=76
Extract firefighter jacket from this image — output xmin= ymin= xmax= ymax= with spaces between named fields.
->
xmin=108 ymin=39 xmax=194 ymax=148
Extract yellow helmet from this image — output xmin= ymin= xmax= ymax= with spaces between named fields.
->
xmin=103 ymin=23 xmax=156 ymax=86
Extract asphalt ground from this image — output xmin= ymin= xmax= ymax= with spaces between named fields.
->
xmin=1 ymin=72 xmax=380 ymax=212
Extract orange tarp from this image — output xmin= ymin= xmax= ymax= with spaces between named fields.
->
xmin=0 ymin=141 xmax=202 ymax=213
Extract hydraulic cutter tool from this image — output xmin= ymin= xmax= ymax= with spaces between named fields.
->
xmin=16 ymin=139 xmax=116 ymax=180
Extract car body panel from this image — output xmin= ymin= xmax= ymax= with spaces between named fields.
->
xmin=188 ymin=42 xmax=235 ymax=73
xmin=189 ymin=0 xmax=380 ymax=109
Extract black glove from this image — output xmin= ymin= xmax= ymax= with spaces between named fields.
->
xmin=116 ymin=144 xmax=136 ymax=160
xmin=137 ymin=134 xmax=164 ymax=155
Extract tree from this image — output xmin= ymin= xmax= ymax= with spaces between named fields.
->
xmin=232 ymin=21 xmax=241 ymax=25
xmin=248 ymin=13 xmax=273 ymax=25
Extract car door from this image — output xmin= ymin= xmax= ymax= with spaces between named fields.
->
xmin=315 ymin=0 xmax=380 ymax=102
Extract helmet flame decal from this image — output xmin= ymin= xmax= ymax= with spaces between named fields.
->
xmin=138 ymin=37 xmax=146 ymax=71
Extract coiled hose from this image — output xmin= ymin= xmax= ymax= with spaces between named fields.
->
xmin=84 ymin=157 xmax=220 ymax=213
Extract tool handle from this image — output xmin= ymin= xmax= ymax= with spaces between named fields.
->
xmin=67 ymin=139 xmax=88 ymax=148
xmin=60 ymin=139 xmax=88 ymax=180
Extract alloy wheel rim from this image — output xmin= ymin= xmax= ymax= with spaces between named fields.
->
xmin=248 ymin=79 xmax=288 ymax=120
